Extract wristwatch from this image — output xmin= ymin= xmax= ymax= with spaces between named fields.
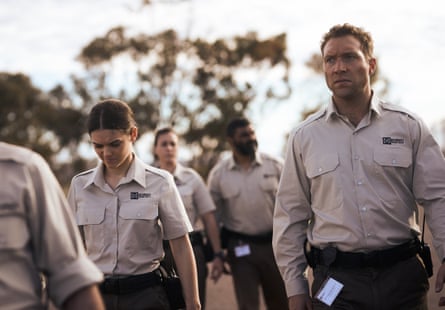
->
xmin=214 ymin=250 xmax=225 ymax=260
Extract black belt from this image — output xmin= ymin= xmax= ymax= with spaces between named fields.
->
xmin=99 ymin=270 xmax=162 ymax=295
xmin=309 ymin=239 xmax=419 ymax=269
xmin=222 ymin=227 xmax=272 ymax=244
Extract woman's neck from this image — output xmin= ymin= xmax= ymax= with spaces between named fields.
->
xmin=159 ymin=160 xmax=176 ymax=174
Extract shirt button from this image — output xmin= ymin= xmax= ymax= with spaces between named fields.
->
xmin=137 ymin=213 xmax=141 ymax=217
xmin=361 ymin=207 xmax=367 ymax=212
xmin=392 ymin=159 xmax=396 ymax=164
xmin=357 ymin=181 xmax=363 ymax=185
xmin=318 ymin=167 xmax=323 ymax=172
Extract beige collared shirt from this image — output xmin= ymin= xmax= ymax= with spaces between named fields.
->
xmin=208 ymin=152 xmax=283 ymax=235
xmin=68 ymin=156 xmax=192 ymax=276
xmin=0 ymin=142 xmax=103 ymax=309
xmin=273 ymin=95 xmax=445 ymax=296
xmin=173 ymin=163 xmax=216 ymax=231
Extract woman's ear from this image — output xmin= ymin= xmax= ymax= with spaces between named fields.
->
xmin=130 ymin=127 xmax=138 ymax=142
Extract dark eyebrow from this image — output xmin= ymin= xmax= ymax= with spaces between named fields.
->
xmin=91 ymin=139 xmax=122 ymax=147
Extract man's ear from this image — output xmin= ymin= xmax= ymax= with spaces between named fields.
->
xmin=368 ymin=57 xmax=377 ymax=76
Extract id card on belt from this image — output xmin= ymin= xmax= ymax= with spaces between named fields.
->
xmin=234 ymin=244 xmax=251 ymax=257
xmin=315 ymin=277 xmax=344 ymax=306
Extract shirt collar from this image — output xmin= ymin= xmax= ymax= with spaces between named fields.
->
xmin=83 ymin=154 xmax=146 ymax=189
xmin=228 ymin=152 xmax=263 ymax=170
xmin=324 ymin=92 xmax=382 ymax=122
xmin=172 ymin=163 xmax=186 ymax=185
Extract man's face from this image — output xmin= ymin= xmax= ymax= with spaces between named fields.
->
xmin=231 ymin=125 xmax=258 ymax=157
xmin=322 ymin=35 xmax=376 ymax=100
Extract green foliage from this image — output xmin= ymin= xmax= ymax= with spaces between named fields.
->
xmin=0 ymin=73 xmax=87 ymax=170
xmin=74 ymin=27 xmax=291 ymax=178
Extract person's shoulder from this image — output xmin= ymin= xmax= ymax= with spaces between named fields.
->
xmin=144 ymin=163 xmax=174 ymax=181
xmin=290 ymin=108 xmax=327 ymax=137
xmin=0 ymin=142 xmax=46 ymax=167
xmin=259 ymin=152 xmax=283 ymax=165
xmin=177 ymin=164 xmax=201 ymax=179
xmin=379 ymin=100 xmax=420 ymax=121
xmin=72 ymin=168 xmax=96 ymax=179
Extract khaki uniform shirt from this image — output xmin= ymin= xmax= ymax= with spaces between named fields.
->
xmin=273 ymin=95 xmax=445 ymax=296
xmin=0 ymin=142 xmax=103 ymax=309
xmin=68 ymin=155 xmax=192 ymax=276
xmin=173 ymin=164 xmax=216 ymax=231
xmin=208 ymin=152 xmax=283 ymax=235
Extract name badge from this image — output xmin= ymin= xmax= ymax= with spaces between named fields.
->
xmin=234 ymin=244 xmax=251 ymax=257
xmin=315 ymin=277 xmax=344 ymax=306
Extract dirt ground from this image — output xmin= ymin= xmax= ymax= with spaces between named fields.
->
xmin=205 ymin=218 xmax=444 ymax=310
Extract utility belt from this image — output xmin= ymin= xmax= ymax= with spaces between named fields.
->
xmin=305 ymin=239 xmax=420 ymax=269
xmin=221 ymin=226 xmax=272 ymax=247
xmin=99 ymin=269 xmax=163 ymax=295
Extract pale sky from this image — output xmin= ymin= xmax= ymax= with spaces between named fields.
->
xmin=1 ymin=0 xmax=445 ymax=159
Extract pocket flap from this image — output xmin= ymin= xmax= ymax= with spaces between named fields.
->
xmin=374 ymin=147 xmax=412 ymax=168
xmin=306 ymin=153 xmax=339 ymax=178
xmin=119 ymin=203 xmax=157 ymax=220
xmin=77 ymin=208 xmax=105 ymax=225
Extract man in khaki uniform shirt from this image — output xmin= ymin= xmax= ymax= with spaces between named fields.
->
xmin=0 ymin=142 xmax=104 ymax=310
xmin=208 ymin=117 xmax=288 ymax=310
xmin=273 ymin=23 xmax=445 ymax=310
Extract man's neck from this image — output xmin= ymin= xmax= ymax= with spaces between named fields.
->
xmin=333 ymin=92 xmax=372 ymax=127
xmin=233 ymin=152 xmax=254 ymax=170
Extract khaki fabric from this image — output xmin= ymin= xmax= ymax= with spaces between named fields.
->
xmin=208 ymin=152 xmax=283 ymax=235
xmin=273 ymin=95 xmax=445 ymax=296
xmin=173 ymin=163 xmax=216 ymax=231
xmin=68 ymin=155 xmax=192 ymax=276
xmin=0 ymin=142 xmax=103 ymax=309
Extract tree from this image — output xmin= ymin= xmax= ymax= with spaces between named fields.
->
xmin=73 ymin=27 xmax=291 ymax=177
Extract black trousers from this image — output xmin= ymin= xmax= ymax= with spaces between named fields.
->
xmin=101 ymin=284 xmax=169 ymax=310
xmin=311 ymin=255 xmax=429 ymax=310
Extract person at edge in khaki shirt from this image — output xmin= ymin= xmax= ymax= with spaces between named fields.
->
xmin=67 ymin=99 xmax=200 ymax=310
xmin=0 ymin=142 xmax=104 ymax=310
xmin=273 ymin=23 xmax=445 ymax=310
xmin=208 ymin=117 xmax=289 ymax=310
xmin=153 ymin=127 xmax=225 ymax=309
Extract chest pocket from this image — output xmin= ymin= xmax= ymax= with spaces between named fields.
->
xmin=373 ymin=147 xmax=412 ymax=168
xmin=260 ymin=173 xmax=279 ymax=192
xmin=119 ymin=201 xmax=158 ymax=220
xmin=220 ymin=181 xmax=241 ymax=200
xmin=77 ymin=207 xmax=105 ymax=226
xmin=0 ymin=206 xmax=29 ymax=250
xmin=306 ymin=153 xmax=339 ymax=179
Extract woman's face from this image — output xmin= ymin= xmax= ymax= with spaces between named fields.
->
xmin=90 ymin=128 xmax=137 ymax=170
xmin=154 ymin=131 xmax=178 ymax=165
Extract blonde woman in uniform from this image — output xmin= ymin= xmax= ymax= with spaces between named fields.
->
xmin=68 ymin=99 xmax=201 ymax=310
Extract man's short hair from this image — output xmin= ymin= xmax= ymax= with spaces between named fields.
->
xmin=320 ymin=23 xmax=374 ymax=60
xmin=226 ymin=117 xmax=251 ymax=138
